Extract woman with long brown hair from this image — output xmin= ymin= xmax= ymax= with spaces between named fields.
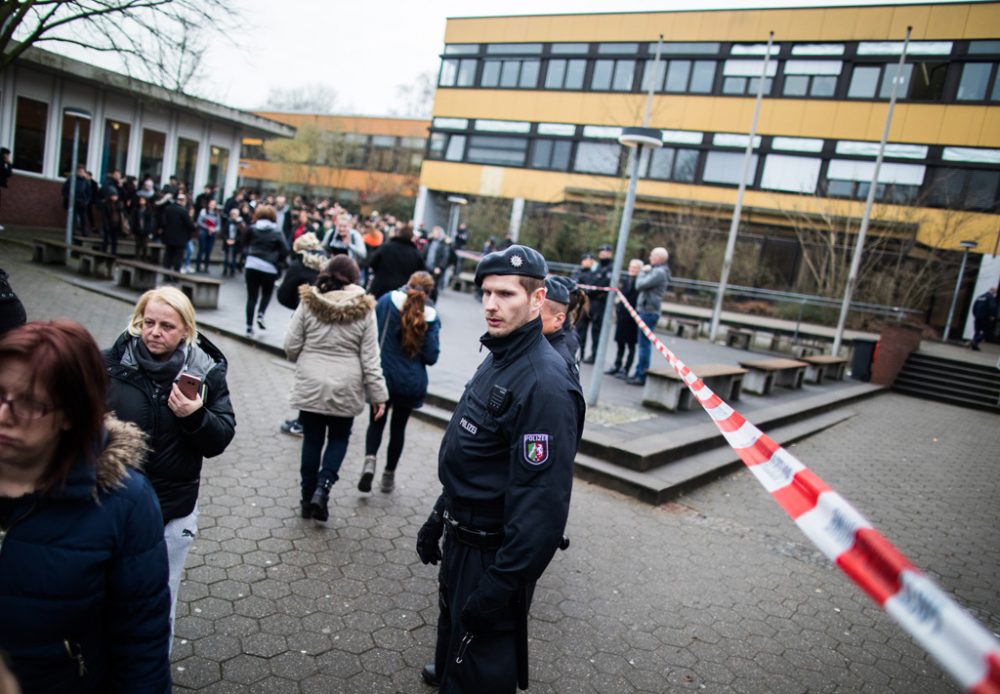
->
xmin=358 ymin=271 xmax=441 ymax=494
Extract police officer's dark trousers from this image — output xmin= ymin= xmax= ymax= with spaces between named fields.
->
xmin=434 ymin=517 xmax=530 ymax=693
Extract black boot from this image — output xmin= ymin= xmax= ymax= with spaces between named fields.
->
xmin=421 ymin=664 xmax=439 ymax=687
xmin=309 ymin=479 xmax=333 ymax=521
xmin=300 ymin=497 xmax=312 ymax=519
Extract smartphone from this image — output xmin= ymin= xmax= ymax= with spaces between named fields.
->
xmin=176 ymin=372 xmax=202 ymax=400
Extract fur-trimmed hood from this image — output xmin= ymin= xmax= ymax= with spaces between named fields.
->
xmin=298 ymin=284 xmax=375 ymax=324
xmin=55 ymin=414 xmax=148 ymax=500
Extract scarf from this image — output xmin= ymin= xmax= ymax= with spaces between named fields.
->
xmin=130 ymin=336 xmax=187 ymax=386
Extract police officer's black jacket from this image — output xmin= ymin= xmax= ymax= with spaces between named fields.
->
xmin=588 ymin=259 xmax=613 ymax=309
xmin=104 ymin=332 xmax=236 ymax=523
xmin=546 ymin=325 xmax=580 ymax=381
xmin=435 ymin=316 xmax=584 ymax=612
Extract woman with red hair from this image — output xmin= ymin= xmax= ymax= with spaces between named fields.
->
xmin=0 ymin=321 xmax=171 ymax=693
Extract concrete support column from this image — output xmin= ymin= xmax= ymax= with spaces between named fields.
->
xmin=225 ymin=129 xmax=241 ymax=199
xmin=89 ymin=90 xmax=106 ymax=178
xmin=162 ymin=112 xmax=179 ymax=188
xmin=508 ymin=197 xmax=525 ymax=243
xmin=193 ymin=121 xmax=211 ymax=192
xmin=126 ymin=101 xmax=143 ymax=177
xmin=413 ymin=184 xmax=429 ymax=230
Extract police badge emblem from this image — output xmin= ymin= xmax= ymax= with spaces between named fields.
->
xmin=523 ymin=433 xmax=549 ymax=465
xmin=509 ymin=254 xmax=524 ymax=268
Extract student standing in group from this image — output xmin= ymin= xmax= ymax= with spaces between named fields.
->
xmin=606 ymin=258 xmax=642 ymax=379
xmin=131 ymin=194 xmax=156 ymax=262
xmin=359 ymin=271 xmax=440 ymax=494
xmin=195 ymin=198 xmax=221 ymax=274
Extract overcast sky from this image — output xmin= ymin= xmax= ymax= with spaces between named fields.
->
xmin=53 ymin=0 xmax=976 ymax=117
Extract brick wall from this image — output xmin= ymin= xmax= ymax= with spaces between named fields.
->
xmin=0 ymin=175 xmax=66 ymax=228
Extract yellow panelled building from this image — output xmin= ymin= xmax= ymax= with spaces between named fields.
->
xmin=415 ymin=2 xmax=1000 ymax=258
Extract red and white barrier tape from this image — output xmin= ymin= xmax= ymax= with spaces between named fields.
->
xmin=576 ymin=283 xmax=1000 ymax=694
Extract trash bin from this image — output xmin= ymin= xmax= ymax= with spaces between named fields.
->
xmin=850 ymin=338 xmax=878 ymax=382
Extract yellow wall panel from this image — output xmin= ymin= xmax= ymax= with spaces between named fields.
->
xmin=444 ymin=4 xmax=997 ymax=44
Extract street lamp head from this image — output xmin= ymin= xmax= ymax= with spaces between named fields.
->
xmin=447 ymin=195 xmax=468 ymax=206
xmin=959 ymin=240 xmax=978 ymax=250
xmin=62 ymin=107 xmax=92 ymax=120
xmin=619 ymin=127 xmax=663 ymax=149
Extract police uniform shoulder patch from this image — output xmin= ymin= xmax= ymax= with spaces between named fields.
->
xmin=523 ymin=433 xmax=549 ymax=465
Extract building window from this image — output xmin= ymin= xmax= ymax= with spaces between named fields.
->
xmin=175 ymin=137 xmax=199 ymax=189
xmin=703 ymin=151 xmax=758 ymax=186
xmin=13 ymin=96 xmax=48 ymax=173
xmin=544 ymin=59 xmax=587 ymax=89
xmin=208 ymin=146 xmax=229 ymax=194
xmin=141 ymin=130 xmax=166 ymax=180
xmin=102 ymin=119 xmax=130 ymax=179
xmin=640 ymin=146 xmax=699 ymax=182
xmin=342 ymin=133 xmax=369 ymax=168
xmin=439 ymin=58 xmax=477 ymax=87
xmin=761 ymin=154 xmax=821 ymax=193
xmin=847 ymin=62 xmax=947 ymax=100
xmin=370 ymin=135 xmax=397 ymax=171
xmin=926 ymin=168 xmax=999 ymax=211
xmin=58 ymin=112 xmax=91 ymax=177
xmin=957 ymin=63 xmax=999 ymax=101
xmin=591 ymin=59 xmax=636 ymax=91
xmin=444 ymin=135 xmax=466 ymax=162
xmin=643 ymin=59 xmax=717 ymax=93
xmin=481 ymin=59 xmax=540 ymax=88
xmin=721 ymin=60 xmax=776 ymax=96
xmin=781 ymin=60 xmax=841 ymax=97
xmin=825 ymin=159 xmax=925 ymax=202
xmin=465 ymin=135 xmax=528 ymax=166
xmin=530 ymin=139 xmax=572 ymax=171
xmin=573 ymin=142 xmax=621 ymax=175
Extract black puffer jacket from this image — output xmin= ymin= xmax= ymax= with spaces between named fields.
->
xmin=245 ymin=219 xmax=289 ymax=269
xmin=368 ymin=236 xmax=426 ymax=298
xmin=104 ymin=332 xmax=236 ymax=523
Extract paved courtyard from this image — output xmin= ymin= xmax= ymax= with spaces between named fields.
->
xmin=5 ymin=252 xmax=999 ymax=693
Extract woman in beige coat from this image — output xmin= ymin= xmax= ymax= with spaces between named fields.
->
xmin=284 ymin=255 xmax=388 ymax=521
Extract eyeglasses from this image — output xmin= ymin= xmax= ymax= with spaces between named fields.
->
xmin=0 ymin=391 xmax=53 ymax=421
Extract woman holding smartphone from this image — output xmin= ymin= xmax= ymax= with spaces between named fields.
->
xmin=103 ymin=286 xmax=236 ymax=645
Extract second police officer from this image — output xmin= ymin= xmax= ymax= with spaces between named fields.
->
xmin=416 ymin=245 xmax=585 ymax=693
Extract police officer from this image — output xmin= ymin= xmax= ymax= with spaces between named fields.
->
xmin=581 ymin=244 xmax=613 ymax=363
xmin=416 ymin=245 xmax=585 ymax=693
xmin=541 ymin=276 xmax=579 ymax=381
xmin=571 ymin=252 xmax=596 ymax=360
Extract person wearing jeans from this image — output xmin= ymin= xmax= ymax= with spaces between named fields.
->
xmin=284 ymin=255 xmax=388 ymax=521
xmin=243 ymin=205 xmax=288 ymax=336
xmin=628 ymin=247 xmax=672 ymax=386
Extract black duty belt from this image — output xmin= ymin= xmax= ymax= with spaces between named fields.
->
xmin=443 ymin=509 xmax=504 ymax=550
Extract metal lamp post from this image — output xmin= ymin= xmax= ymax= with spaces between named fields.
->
xmin=446 ymin=195 xmax=468 ymax=239
xmin=586 ymin=127 xmax=662 ymax=406
xmin=943 ymin=240 xmax=978 ymax=342
xmin=63 ymin=107 xmax=92 ymax=261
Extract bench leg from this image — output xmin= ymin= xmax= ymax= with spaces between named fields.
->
xmin=642 ymin=379 xmax=684 ymax=411
xmin=742 ymin=370 xmax=771 ymax=395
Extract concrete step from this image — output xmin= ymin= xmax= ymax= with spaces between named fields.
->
xmin=573 ymin=409 xmax=857 ymax=505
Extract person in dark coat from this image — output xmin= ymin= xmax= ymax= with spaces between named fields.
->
xmin=571 ymin=252 xmax=596 ymax=360
xmin=104 ymin=287 xmax=236 ymax=646
xmin=541 ymin=276 xmax=580 ymax=381
xmin=416 ymin=245 xmax=585 ymax=692
xmin=243 ymin=205 xmax=290 ymax=336
xmin=359 ymin=271 xmax=441 ymax=494
xmin=99 ymin=189 xmax=125 ymax=256
xmin=0 ymin=320 xmax=171 ymax=693
xmin=62 ymin=164 xmax=93 ymax=239
xmin=368 ymin=226 xmax=427 ymax=298
xmin=131 ymin=194 xmax=156 ymax=262
xmin=0 ymin=268 xmax=26 ymax=335
xmin=970 ymin=286 xmax=998 ymax=350
xmin=277 ymin=232 xmax=328 ymax=311
xmin=0 ymin=147 xmax=12 ymax=229
xmin=157 ymin=193 xmax=196 ymax=271
xmin=606 ymin=258 xmax=642 ymax=378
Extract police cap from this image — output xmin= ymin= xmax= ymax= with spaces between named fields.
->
xmin=474 ymin=244 xmax=548 ymax=286
xmin=544 ymin=276 xmax=570 ymax=305
xmin=549 ymin=274 xmax=577 ymax=294
xmin=598 ymin=243 xmax=613 ymax=252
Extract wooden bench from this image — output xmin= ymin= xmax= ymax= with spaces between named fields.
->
xmin=673 ymin=318 xmax=701 ymax=338
xmin=800 ymin=355 xmax=849 ymax=384
xmin=116 ymin=260 xmax=222 ymax=309
xmin=642 ymin=363 xmax=748 ymax=412
xmin=32 ymin=239 xmax=70 ymax=265
xmin=32 ymin=239 xmax=116 ymax=278
xmin=738 ymin=358 xmax=809 ymax=395
xmin=450 ymin=271 xmax=477 ymax=293
xmin=80 ymin=238 xmax=165 ymax=264
xmin=726 ymin=328 xmax=755 ymax=350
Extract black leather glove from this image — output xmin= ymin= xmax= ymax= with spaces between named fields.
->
xmin=416 ymin=510 xmax=444 ymax=565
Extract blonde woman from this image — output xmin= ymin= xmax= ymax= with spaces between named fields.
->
xmin=103 ymin=286 xmax=236 ymax=641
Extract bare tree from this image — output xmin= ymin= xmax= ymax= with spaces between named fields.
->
xmin=0 ymin=0 xmax=233 ymax=91
xmin=391 ymin=71 xmax=436 ymax=119
xmin=261 ymin=84 xmax=339 ymax=114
